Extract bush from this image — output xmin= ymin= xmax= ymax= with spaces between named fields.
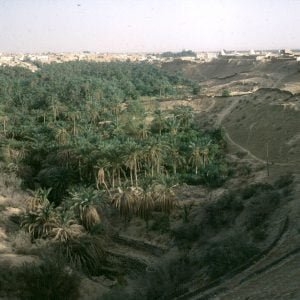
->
xmin=274 ymin=173 xmax=294 ymax=189
xmin=201 ymin=234 xmax=259 ymax=279
xmin=180 ymin=173 xmax=202 ymax=185
xmin=0 ymin=258 xmax=80 ymax=300
xmin=222 ymin=89 xmax=230 ymax=97
xmin=103 ymin=257 xmax=193 ymax=300
xmin=117 ymin=256 xmax=193 ymax=300
xmin=200 ymin=163 xmax=228 ymax=188
xmin=55 ymin=235 xmax=107 ymax=276
xmin=172 ymin=223 xmax=201 ymax=245
xmin=150 ymin=214 xmax=170 ymax=233
xmin=241 ymin=183 xmax=273 ymax=200
xmin=202 ymin=192 xmax=243 ymax=229
xmin=246 ymin=190 xmax=280 ymax=230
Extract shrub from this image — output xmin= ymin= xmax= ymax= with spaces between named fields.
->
xmin=180 ymin=173 xmax=202 ymax=185
xmin=246 ymin=190 xmax=281 ymax=230
xmin=252 ymin=226 xmax=268 ymax=241
xmin=200 ymin=163 xmax=228 ymax=188
xmin=172 ymin=223 xmax=201 ymax=245
xmin=109 ymin=256 xmax=194 ymax=300
xmin=0 ymin=258 xmax=80 ymax=300
xmin=222 ymin=89 xmax=230 ymax=97
xmin=55 ymin=235 xmax=107 ymax=276
xmin=150 ymin=214 xmax=170 ymax=233
xmin=202 ymin=192 xmax=243 ymax=229
xmin=274 ymin=173 xmax=294 ymax=189
xmin=241 ymin=183 xmax=273 ymax=200
xmin=201 ymin=234 xmax=259 ymax=279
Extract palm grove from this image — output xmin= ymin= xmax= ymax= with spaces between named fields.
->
xmin=0 ymin=62 xmax=228 ymax=279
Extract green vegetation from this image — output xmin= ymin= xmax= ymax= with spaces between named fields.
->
xmin=3 ymin=61 xmax=292 ymax=300
xmin=160 ymin=50 xmax=197 ymax=58
xmin=0 ymin=257 xmax=80 ymax=300
xmin=222 ymin=89 xmax=230 ymax=97
xmin=0 ymin=62 xmax=227 ymax=206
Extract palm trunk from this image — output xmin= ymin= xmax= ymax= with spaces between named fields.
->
xmin=130 ymin=169 xmax=133 ymax=186
xmin=173 ymin=164 xmax=177 ymax=175
xmin=3 ymin=119 xmax=6 ymax=136
xmin=117 ymin=169 xmax=121 ymax=186
xmin=112 ymin=170 xmax=115 ymax=188
xmin=73 ymin=118 xmax=76 ymax=136
xmin=134 ymin=163 xmax=138 ymax=187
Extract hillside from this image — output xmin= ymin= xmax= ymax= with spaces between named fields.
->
xmin=0 ymin=59 xmax=299 ymax=300
xmin=161 ymin=58 xmax=300 ymax=300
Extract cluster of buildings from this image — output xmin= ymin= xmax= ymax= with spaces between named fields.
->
xmin=218 ymin=49 xmax=300 ymax=62
xmin=0 ymin=49 xmax=299 ymax=71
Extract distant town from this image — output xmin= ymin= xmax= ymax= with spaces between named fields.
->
xmin=0 ymin=49 xmax=299 ymax=71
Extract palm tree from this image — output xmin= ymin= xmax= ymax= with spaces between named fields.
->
xmin=21 ymin=197 xmax=58 ymax=240
xmin=67 ymin=110 xmax=81 ymax=136
xmin=153 ymin=184 xmax=177 ymax=215
xmin=68 ymin=187 xmax=102 ymax=231
xmin=145 ymin=139 xmax=169 ymax=176
xmin=0 ymin=115 xmax=8 ymax=136
xmin=173 ymin=105 xmax=194 ymax=129
xmin=55 ymin=127 xmax=69 ymax=145
xmin=25 ymin=188 xmax=53 ymax=211
xmin=112 ymin=187 xmax=140 ymax=223
xmin=189 ymin=143 xmax=202 ymax=175
xmin=168 ymin=147 xmax=185 ymax=175
xmin=123 ymin=142 xmax=143 ymax=186
xmin=136 ymin=188 xmax=155 ymax=228
xmin=51 ymin=211 xmax=84 ymax=243
xmin=166 ymin=116 xmax=180 ymax=136
xmin=151 ymin=109 xmax=167 ymax=136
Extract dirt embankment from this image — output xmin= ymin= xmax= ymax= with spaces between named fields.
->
xmin=163 ymin=58 xmax=300 ymax=95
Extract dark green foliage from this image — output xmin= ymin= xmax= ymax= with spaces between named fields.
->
xmin=246 ymin=190 xmax=281 ymax=230
xmin=203 ymin=192 xmax=244 ymax=229
xmin=150 ymin=214 xmax=170 ymax=233
xmin=274 ymin=173 xmax=294 ymax=189
xmin=172 ymin=223 xmax=201 ymax=245
xmin=0 ymin=62 xmax=227 ymax=206
xmin=241 ymin=183 xmax=274 ymax=200
xmin=200 ymin=163 xmax=228 ymax=187
xmin=201 ymin=234 xmax=259 ymax=279
xmin=160 ymin=50 xmax=197 ymax=58
xmin=0 ymin=258 xmax=80 ymax=300
xmin=181 ymin=202 xmax=194 ymax=223
xmin=251 ymin=226 xmax=268 ymax=241
xmin=55 ymin=236 xmax=107 ymax=276
xmin=180 ymin=173 xmax=202 ymax=185
xmin=105 ymin=256 xmax=194 ymax=300
xmin=222 ymin=89 xmax=230 ymax=97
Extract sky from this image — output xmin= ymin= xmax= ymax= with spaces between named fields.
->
xmin=0 ymin=0 xmax=299 ymax=53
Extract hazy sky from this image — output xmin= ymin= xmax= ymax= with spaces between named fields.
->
xmin=0 ymin=0 xmax=299 ymax=53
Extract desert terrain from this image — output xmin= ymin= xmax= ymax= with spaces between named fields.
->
xmin=0 ymin=57 xmax=299 ymax=299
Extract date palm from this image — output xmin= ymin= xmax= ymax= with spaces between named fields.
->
xmin=153 ymin=184 xmax=177 ymax=214
xmin=112 ymin=187 xmax=140 ymax=222
xmin=168 ymin=147 xmax=185 ymax=175
xmin=136 ymin=188 xmax=155 ymax=228
xmin=123 ymin=142 xmax=144 ymax=186
xmin=189 ymin=143 xmax=202 ymax=175
xmin=69 ymin=187 xmax=102 ymax=231
xmin=55 ymin=127 xmax=69 ymax=145
xmin=145 ymin=139 xmax=169 ymax=176
xmin=51 ymin=213 xmax=84 ymax=243
xmin=21 ymin=200 xmax=58 ymax=239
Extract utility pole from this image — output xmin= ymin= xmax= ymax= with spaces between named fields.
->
xmin=266 ymin=142 xmax=270 ymax=177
